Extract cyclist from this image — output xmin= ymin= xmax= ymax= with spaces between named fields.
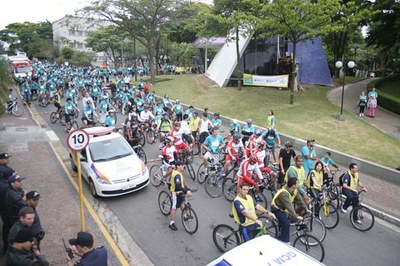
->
xmin=284 ymin=155 xmax=311 ymax=206
xmin=241 ymin=118 xmax=255 ymax=145
xmin=156 ymin=112 xmax=173 ymax=143
xmin=21 ymin=78 xmax=31 ymax=106
xmin=125 ymin=115 xmax=140 ymax=147
xmin=232 ymin=182 xmax=276 ymax=242
xmin=169 ymin=161 xmax=192 ymax=231
xmin=237 ymin=155 xmax=264 ymax=196
xmin=201 ymin=127 xmax=225 ymax=169
xmin=161 ymin=136 xmax=178 ymax=181
xmin=261 ymin=127 xmax=281 ymax=163
xmin=306 ymin=161 xmax=324 ymax=217
xmin=341 ymin=163 xmax=367 ymax=225
xmin=162 ymin=94 xmax=172 ymax=112
xmin=104 ymin=110 xmax=117 ymax=127
xmin=188 ymin=111 xmax=200 ymax=141
xmin=223 ymin=133 xmax=245 ymax=176
xmin=278 ymin=141 xmax=296 ymax=189
xmin=172 ymin=99 xmax=183 ymax=121
xmin=229 ymin=119 xmax=241 ymax=135
xmin=211 ymin=113 xmax=222 ymax=130
xmin=53 ymin=89 xmax=63 ymax=117
xmin=81 ymin=100 xmax=97 ymax=127
xmin=271 ymin=178 xmax=306 ymax=244
xmin=64 ymin=97 xmax=79 ymax=132
xmin=169 ymin=121 xmax=190 ymax=155
xmin=6 ymin=89 xmax=13 ymax=111
xmin=199 ymin=112 xmax=213 ymax=154
xmin=245 ymin=129 xmax=263 ymax=157
xmin=254 ymin=141 xmax=278 ymax=183
xmin=320 ymin=151 xmax=340 ymax=184
xmin=139 ymin=105 xmax=155 ymax=122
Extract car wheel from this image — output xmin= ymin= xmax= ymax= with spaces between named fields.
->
xmin=89 ymin=178 xmax=99 ymax=198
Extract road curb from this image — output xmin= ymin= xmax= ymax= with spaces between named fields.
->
xmin=24 ymin=92 xmax=154 ymax=266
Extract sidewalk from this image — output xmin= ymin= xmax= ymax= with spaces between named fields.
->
xmin=327 ymin=78 xmax=400 ymax=140
xmin=0 ymin=105 xmax=125 ymax=264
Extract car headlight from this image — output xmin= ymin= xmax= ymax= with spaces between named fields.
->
xmin=96 ymin=177 xmax=112 ymax=185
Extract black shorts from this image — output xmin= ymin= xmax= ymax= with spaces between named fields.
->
xmin=278 ymin=172 xmax=285 ymax=184
xmin=54 ymin=102 xmax=62 ymax=110
xmin=199 ymin=132 xmax=209 ymax=144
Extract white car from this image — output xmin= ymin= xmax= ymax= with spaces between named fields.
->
xmin=69 ymin=127 xmax=149 ymax=197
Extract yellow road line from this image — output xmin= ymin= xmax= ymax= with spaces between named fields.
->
xmin=48 ymin=142 xmax=129 ymax=266
xmin=24 ymin=96 xmax=129 ymax=266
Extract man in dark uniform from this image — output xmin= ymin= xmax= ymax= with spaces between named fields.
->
xmin=67 ymin=232 xmax=108 ymax=266
xmin=0 ymin=172 xmax=10 ymax=253
xmin=25 ymin=191 xmax=45 ymax=249
xmin=8 ymin=207 xmax=35 ymax=247
xmin=5 ymin=175 xmax=27 ymax=225
xmin=5 ymin=228 xmax=49 ymax=266
xmin=0 ymin=153 xmax=16 ymax=180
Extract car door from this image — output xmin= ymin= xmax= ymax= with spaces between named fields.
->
xmin=80 ymin=148 xmax=91 ymax=183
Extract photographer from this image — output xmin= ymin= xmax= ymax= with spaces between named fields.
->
xmin=67 ymin=232 xmax=107 ymax=266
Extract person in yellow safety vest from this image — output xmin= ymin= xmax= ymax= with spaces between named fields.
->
xmin=232 ymin=182 xmax=276 ymax=242
xmin=169 ymin=161 xmax=192 ymax=231
xmin=306 ymin=161 xmax=325 ymax=217
xmin=341 ymin=163 xmax=367 ymax=224
xmin=270 ymin=178 xmax=308 ymax=243
xmin=188 ymin=111 xmax=200 ymax=141
xmin=284 ymin=155 xmax=311 ymax=207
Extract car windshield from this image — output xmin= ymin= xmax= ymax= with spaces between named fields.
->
xmin=89 ymin=137 xmax=133 ymax=162
xmin=15 ymin=67 xmax=31 ymax=73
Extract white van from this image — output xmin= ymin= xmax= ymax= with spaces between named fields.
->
xmin=207 ymin=235 xmax=325 ymax=266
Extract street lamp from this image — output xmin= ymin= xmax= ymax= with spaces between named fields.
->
xmin=335 ymin=60 xmax=356 ymax=121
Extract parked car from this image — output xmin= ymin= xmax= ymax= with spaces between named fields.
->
xmin=69 ymin=127 xmax=149 ymax=197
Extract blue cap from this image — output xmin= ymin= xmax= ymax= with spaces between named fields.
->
xmin=8 ymin=175 xmax=25 ymax=184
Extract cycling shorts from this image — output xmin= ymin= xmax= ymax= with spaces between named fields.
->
xmin=174 ymin=142 xmax=187 ymax=151
xmin=199 ymin=132 xmax=209 ymax=143
xmin=225 ymin=153 xmax=239 ymax=162
xmin=260 ymin=167 xmax=272 ymax=174
xmin=171 ymin=193 xmax=185 ymax=209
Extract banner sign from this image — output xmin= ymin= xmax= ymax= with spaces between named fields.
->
xmin=243 ymin=73 xmax=289 ymax=88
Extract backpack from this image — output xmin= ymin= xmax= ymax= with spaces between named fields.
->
xmin=338 ymin=172 xmax=346 ymax=186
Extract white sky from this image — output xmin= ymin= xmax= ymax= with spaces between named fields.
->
xmin=0 ymin=0 xmax=213 ymax=31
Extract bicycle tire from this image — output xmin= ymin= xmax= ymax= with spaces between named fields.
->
xmin=204 ymin=174 xmax=223 ymax=198
xmin=150 ymin=165 xmax=164 ymax=187
xmin=50 ymin=112 xmax=58 ymax=124
xmin=39 ymin=98 xmax=48 ymax=107
xmin=135 ymin=147 xmax=147 ymax=164
xmin=31 ymin=93 xmax=38 ymax=101
xmin=328 ymin=183 xmax=339 ymax=200
xmin=138 ymin=131 xmax=146 ymax=147
xmin=193 ymin=141 xmax=200 ymax=155
xmin=11 ymin=103 xmax=24 ymax=117
xmin=259 ymin=216 xmax=278 ymax=238
xmin=186 ymin=163 xmax=196 ymax=180
xmin=222 ymin=177 xmax=237 ymax=202
xmin=253 ymin=191 xmax=268 ymax=209
xmin=212 ymin=224 xmax=240 ymax=252
xmin=350 ymin=205 xmax=375 ymax=231
xmin=293 ymin=234 xmax=325 ymax=262
xmin=318 ymin=202 xmax=339 ymax=229
xmin=60 ymin=112 xmax=66 ymax=125
xmin=146 ymin=129 xmax=155 ymax=144
xmin=196 ymin=163 xmax=208 ymax=184
xmin=301 ymin=216 xmax=327 ymax=244
xmin=181 ymin=206 xmax=198 ymax=234
xmin=158 ymin=190 xmax=171 ymax=216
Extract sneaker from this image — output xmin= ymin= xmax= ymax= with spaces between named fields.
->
xmin=169 ymin=223 xmax=178 ymax=231
xmin=340 ymin=206 xmax=347 ymax=213
xmin=354 ymin=219 xmax=362 ymax=225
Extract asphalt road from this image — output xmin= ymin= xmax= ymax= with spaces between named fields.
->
xmin=32 ymin=98 xmax=400 ymax=266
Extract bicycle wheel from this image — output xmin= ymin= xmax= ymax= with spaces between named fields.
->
xmin=253 ymin=191 xmax=268 ymax=209
xmin=192 ymin=141 xmax=200 ymax=155
xmin=40 ymin=98 xmax=48 ymax=107
xmin=318 ymin=202 xmax=339 ymax=229
xmin=196 ymin=163 xmax=208 ymax=184
xmin=11 ymin=103 xmax=24 ymax=117
xmin=150 ymin=165 xmax=164 ymax=187
xmin=181 ymin=206 xmax=198 ymax=234
xmin=146 ymin=129 xmax=155 ymax=144
xmin=222 ymin=177 xmax=237 ymax=202
xmin=135 ymin=147 xmax=147 ymax=164
xmin=186 ymin=163 xmax=196 ymax=180
xmin=138 ymin=131 xmax=146 ymax=147
xmin=350 ymin=205 xmax=375 ymax=231
xmin=60 ymin=112 xmax=66 ymax=125
xmin=328 ymin=183 xmax=339 ymax=200
xmin=212 ymin=224 xmax=240 ymax=252
xmin=302 ymin=216 xmax=327 ymax=244
xmin=31 ymin=93 xmax=38 ymax=101
xmin=50 ymin=112 xmax=58 ymax=124
xmin=259 ymin=216 xmax=278 ymax=238
xmin=204 ymin=174 xmax=223 ymax=198
xmin=158 ymin=190 xmax=172 ymax=216
xmin=293 ymin=234 xmax=325 ymax=262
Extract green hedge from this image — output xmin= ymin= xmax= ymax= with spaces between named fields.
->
xmin=368 ymin=74 xmax=400 ymax=115
xmin=0 ymin=60 xmax=14 ymax=114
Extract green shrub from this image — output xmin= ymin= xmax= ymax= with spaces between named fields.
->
xmin=0 ymin=60 xmax=14 ymax=114
xmin=367 ymin=74 xmax=400 ymax=115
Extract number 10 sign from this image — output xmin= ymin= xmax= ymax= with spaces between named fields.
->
xmin=67 ymin=129 xmax=89 ymax=152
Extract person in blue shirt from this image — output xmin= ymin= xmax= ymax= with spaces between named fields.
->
xmin=64 ymin=98 xmax=79 ymax=131
xmin=201 ymin=127 xmax=225 ymax=169
xmin=146 ymin=91 xmax=155 ymax=106
xmin=98 ymin=96 xmax=111 ymax=124
xmin=21 ymin=78 xmax=31 ymax=106
xmin=162 ymin=94 xmax=172 ymax=112
xmin=211 ymin=113 xmax=222 ymax=130
xmin=104 ymin=110 xmax=117 ymax=127
xmin=184 ymin=105 xmax=195 ymax=119
xmin=320 ymin=151 xmax=340 ymax=183
xmin=81 ymin=101 xmax=97 ymax=127
xmin=262 ymin=127 xmax=281 ymax=163
xmin=91 ymin=83 xmax=100 ymax=105
xmin=241 ymin=118 xmax=255 ymax=145
xmin=67 ymin=232 xmax=107 ymax=266
xmin=301 ymin=139 xmax=318 ymax=176
xmin=229 ymin=119 xmax=241 ymax=135
xmin=173 ymin=99 xmax=183 ymax=121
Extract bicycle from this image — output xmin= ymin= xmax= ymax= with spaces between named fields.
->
xmin=341 ymin=189 xmax=374 ymax=231
xmin=212 ymin=213 xmax=278 ymax=253
xmin=50 ymin=107 xmax=66 ymax=125
xmin=313 ymin=185 xmax=340 ymax=229
xmin=133 ymin=145 xmax=147 ymax=164
xmin=204 ymin=159 xmax=240 ymax=198
xmin=145 ymin=120 xmax=157 ymax=144
xmin=149 ymin=156 xmax=169 ymax=187
xmin=291 ymin=219 xmax=325 ymax=262
xmin=158 ymin=189 xmax=199 ymax=234
xmin=197 ymin=151 xmax=225 ymax=184
xmin=5 ymin=97 xmax=24 ymax=117
xmin=177 ymin=150 xmax=196 ymax=181
xmin=65 ymin=113 xmax=79 ymax=133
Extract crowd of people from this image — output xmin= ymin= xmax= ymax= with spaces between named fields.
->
xmin=0 ymin=152 xmax=107 ymax=265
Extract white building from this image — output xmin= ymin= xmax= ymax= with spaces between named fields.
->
xmin=52 ymin=16 xmax=110 ymax=66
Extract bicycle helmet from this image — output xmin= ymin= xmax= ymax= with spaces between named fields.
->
xmin=173 ymin=121 xmax=180 ymax=127
xmin=233 ymin=133 xmax=241 ymax=141
xmin=166 ymin=136 xmax=174 ymax=143
xmin=232 ymin=119 xmax=238 ymax=124
xmin=249 ymin=154 xmax=258 ymax=163
xmin=255 ymin=129 xmax=263 ymax=136
xmin=246 ymin=118 xmax=253 ymax=124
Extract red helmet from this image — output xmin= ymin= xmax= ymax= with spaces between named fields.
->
xmin=249 ymin=154 xmax=258 ymax=163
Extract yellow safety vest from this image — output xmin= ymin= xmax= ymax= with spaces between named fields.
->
xmin=271 ymin=188 xmax=296 ymax=214
xmin=348 ymin=171 xmax=359 ymax=190
xmin=307 ymin=170 xmax=323 ymax=190
xmin=170 ymin=169 xmax=185 ymax=194
xmin=232 ymin=195 xmax=257 ymax=227
xmin=285 ymin=166 xmax=306 ymax=185
xmin=189 ymin=116 xmax=200 ymax=131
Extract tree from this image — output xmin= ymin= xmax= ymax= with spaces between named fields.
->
xmin=258 ymin=0 xmax=342 ymax=104
xmin=81 ymin=0 xmax=178 ymax=84
xmin=62 ymin=47 xmax=74 ymax=60
xmin=0 ymin=21 xmax=53 ymax=59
